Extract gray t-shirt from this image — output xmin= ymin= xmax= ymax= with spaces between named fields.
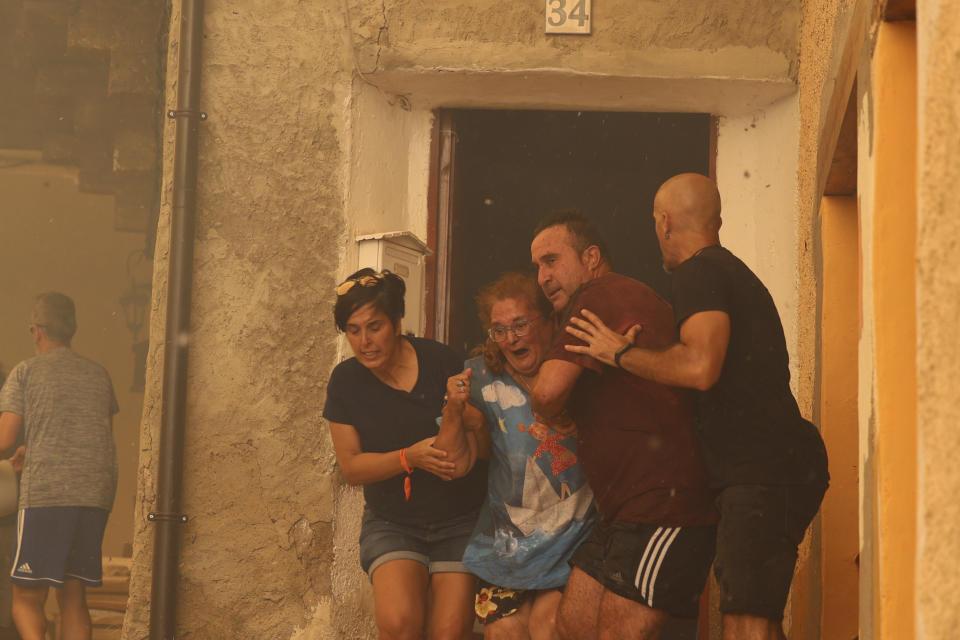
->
xmin=0 ymin=348 xmax=118 ymax=510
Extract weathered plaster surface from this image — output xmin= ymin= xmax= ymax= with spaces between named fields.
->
xmin=916 ymin=0 xmax=960 ymax=637
xmin=716 ymin=98 xmax=801 ymax=383
xmin=855 ymin=62 xmax=880 ymax=640
xmin=347 ymin=0 xmax=800 ymax=81
xmin=788 ymin=2 xmax=865 ymax=633
xmin=122 ymin=0 xmax=351 ymax=637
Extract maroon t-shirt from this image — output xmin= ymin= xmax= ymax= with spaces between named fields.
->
xmin=546 ymin=272 xmax=716 ymax=526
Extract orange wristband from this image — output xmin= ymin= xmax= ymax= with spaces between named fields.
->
xmin=399 ymin=448 xmax=413 ymax=501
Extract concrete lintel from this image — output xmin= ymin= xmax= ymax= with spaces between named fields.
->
xmin=367 ymin=68 xmax=796 ymax=116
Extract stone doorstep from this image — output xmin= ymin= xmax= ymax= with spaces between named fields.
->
xmin=89 ymin=609 xmax=123 ymax=627
xmin=87 ymin=557 xmax=130 ymax=635
xmin=91 ymin=575 xmax=129 ymax=595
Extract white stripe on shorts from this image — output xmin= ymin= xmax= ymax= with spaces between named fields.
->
xmin=634 ymin=526 xmax=683 ymax=606
xmin=634 ymin=526 xmax=666 ymax=592
xmin=647 ymin=527 xmax=682 ymax=605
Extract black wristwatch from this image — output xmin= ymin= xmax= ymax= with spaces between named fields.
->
xmin=614 ymin=343 xmax=636 ymax=369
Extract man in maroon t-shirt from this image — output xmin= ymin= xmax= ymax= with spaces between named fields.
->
xmin=529 ymin=210 xmax=716 ymax=640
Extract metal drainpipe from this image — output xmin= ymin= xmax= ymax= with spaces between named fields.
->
xmin=149 ymin=0 xmax=205 ymax=638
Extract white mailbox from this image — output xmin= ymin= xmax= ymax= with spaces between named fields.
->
xmin=356 ymin=231 xmax=431 ymax=336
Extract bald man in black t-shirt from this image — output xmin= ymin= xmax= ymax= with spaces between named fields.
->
xmin=564 ymin=174 xmax=829 ymax=640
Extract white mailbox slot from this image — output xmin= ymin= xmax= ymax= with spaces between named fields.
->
xmin=356 ymin=231 xmax=431 ymax=336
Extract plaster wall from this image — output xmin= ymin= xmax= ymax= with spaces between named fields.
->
xmin=789 ymin=3 xmax=869 ymax=636
xmin=0 ymin=165 xmax=144 ymax=559
xmin=127 ymin=1 xmax=820 ymax=638
xmin=870 ymin=24 xmax=918 ymax=640
xmin=347 ymin=0 xmax=800 ymax=81
xmin=915 ymin=0 xmax=960 ymax=637
xmin=122 ymin=0 xmax=353 ymax=637
xmin=818 ymin=196 xmax=860 ymax=640
xmin=855 ymin=68 xmax=880 ymax=639
xmin=715 ymin=98 xmax=801 ymax=380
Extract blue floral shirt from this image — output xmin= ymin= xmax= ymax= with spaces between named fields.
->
xmin=461 ymin=356 xmax=595 ymax=589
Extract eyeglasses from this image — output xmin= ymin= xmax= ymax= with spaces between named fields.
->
xmin=488 ymin=317 xmax=538 ymax=343
xmin=335 ymin=270 xmax=390 ymax=296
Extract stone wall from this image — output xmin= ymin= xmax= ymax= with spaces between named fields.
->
xmin=122 ymin=0 xmax=354 ymax=637
xmin=0 ymin=0 xmax=168 ymax=237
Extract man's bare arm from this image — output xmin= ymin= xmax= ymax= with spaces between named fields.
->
xmin=565 ymin=308 xmax=730 ymax=391
xmin=530 ymin=359 xmax=582 ymax=434
xmin=0 ymin=413 xmax=23 ymax=452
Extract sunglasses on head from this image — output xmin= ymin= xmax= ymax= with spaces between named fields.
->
xmin=335 ymin=270 xmax=392 ymax=296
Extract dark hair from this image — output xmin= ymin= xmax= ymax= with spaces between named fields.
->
xmin=532 ymin=208 xmax=611 ymax=264
xmin=472 ymin=271 xmax=553 ymax=375
xmin=333 ymin=268 xmax=406 ymax=332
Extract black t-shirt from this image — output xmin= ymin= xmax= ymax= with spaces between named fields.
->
xmin=672 ymin=246 xmax=828 ymax=488
xmin=323 ymin=336 xmax=487 ymax=524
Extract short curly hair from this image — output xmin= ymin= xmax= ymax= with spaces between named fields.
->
xmin=473 ymin=271 xmax=553 ymax=375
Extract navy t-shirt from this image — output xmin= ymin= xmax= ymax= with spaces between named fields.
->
xmin=671 ymin=246 xmax=829 ymax=488
xmin=323 ymin=336 xmax=487 ymax=524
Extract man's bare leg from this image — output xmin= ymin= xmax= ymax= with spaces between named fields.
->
xmin=528 ymin=590 xmax=562 ymax=640
xmin=596 ymin=589 xmax=668 ymax=640
xmin=555 ymin=568 xmax=604 ymax=640
xmin=722 ymin=613 xmax=786 ymax=640
xmin=12 ymin=584 xmax=47 ymax=640
xmin=57 ymin=579 xmax=92 ymax=640
xmin=483 ymin=599 xmax=532 ymax=640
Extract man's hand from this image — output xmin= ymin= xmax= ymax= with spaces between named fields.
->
xmin=405 ymin=436 xmax=456 ymax=481
xmin=563 ymin=308 xmax=643 ymax=367
xmin=8 ymin=446 xmax=24 ymax=473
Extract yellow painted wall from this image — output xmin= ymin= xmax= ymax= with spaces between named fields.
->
xmin=872 ymin=21 xmax=918 ymax=640
xmin=819 ymin=195 xmax=859 ymax=640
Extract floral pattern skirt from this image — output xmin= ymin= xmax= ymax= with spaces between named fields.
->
xmin=474 ymin=579 xmax=537 ymax=624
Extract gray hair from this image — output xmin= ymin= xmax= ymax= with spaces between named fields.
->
xmin=32 ymin=292 xmax=77 ymax=344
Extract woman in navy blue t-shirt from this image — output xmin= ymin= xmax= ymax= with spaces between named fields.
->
xmin=323 ymin=268 xmax=487 ymax=639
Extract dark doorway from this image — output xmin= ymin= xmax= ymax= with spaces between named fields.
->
xmin=438 ymin=109 xmax=712 ymax=355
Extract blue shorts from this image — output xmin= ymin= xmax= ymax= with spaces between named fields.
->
xmin=359 ymin=507 xmax=478 ymax=578
xmin=10 ymin=507 xmax=109 ymax=588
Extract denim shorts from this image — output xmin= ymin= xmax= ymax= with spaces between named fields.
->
xmin=359 ymin=507 xmax=479 ymax=577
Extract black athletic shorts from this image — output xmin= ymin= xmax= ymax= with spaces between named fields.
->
xmin=569 ymin=519 xmax=716 ymax=619
xmin=713 ymin=483 xmax=828 ymax=620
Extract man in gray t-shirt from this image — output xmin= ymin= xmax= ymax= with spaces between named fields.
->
xmin=0 ymin=292 xmax=118 ymax=640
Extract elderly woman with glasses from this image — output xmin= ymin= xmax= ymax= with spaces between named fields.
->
xmin=439 ymin=272 xmax=595 ymax=640
xmin=323 ymin=268 xmax=488 ymax=640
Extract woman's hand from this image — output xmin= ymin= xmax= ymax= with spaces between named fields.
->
xmin=445 ymin=369 xmax=472 ymax=409
xmin=405 ymin=436 xmax=457 ymax=481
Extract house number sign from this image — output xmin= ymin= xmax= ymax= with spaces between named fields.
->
xmin=545 ymin=0 xmax=591 ymax=34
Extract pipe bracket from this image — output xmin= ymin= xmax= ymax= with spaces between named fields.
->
xmin=148 ymin=512 xmax=189 ymax=523
xmin=167 ymin=109 xmax=207 ymax=121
